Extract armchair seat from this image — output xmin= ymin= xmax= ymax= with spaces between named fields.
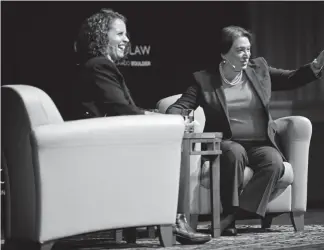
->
xmin=198 ymin=161 xmax=294 ymax=214
xmin=200 ymin=161 xmax=293 ymax=190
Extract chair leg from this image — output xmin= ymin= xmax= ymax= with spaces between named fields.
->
xmin=147 ymin=226 xmax=156 ymax=238
xmin=261 ymin=214 xmax=273 ymax=229
xmin=158 ymin=225 xmax=175 ymax=247
xmin=290 ymin=212 xmax=304 ymax=232
xmin=190 ymin=214 xmax=199 ymax=230
xmin=124 ymin=227 xmax=137 ymax=244
xmin=113 ymin=229 xmax=123 ymax=242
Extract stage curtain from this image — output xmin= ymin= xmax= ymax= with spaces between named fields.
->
xmin=247 ymin=2 xmax=324 ymax=104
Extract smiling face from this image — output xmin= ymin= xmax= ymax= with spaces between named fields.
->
xmin=222 ymin=36 xmax=251 ymax=70
xmin=106 ymin=18 xmax=129 ymax=62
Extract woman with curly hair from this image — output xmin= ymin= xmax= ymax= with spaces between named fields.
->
xmin=73 ymin=8 xmax=212 ymax=245
xmin=74 ymin=8 xmax=147 ymax=117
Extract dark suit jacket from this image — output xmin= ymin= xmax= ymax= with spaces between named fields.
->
xmin=76 ymin=56 xmax=144 ymax=118
xmin=166 ymin=57 xmax=321 ymax=159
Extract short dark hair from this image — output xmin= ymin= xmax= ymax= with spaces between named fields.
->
xmin=220 ymin=26 xmax=253 ymax=54
xmin=75 ymin=8 xmax=130 ymax=61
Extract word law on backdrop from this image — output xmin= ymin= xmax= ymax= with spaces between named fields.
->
xmin=129 ymin=45 xmax=151 ymax=56
xmin=117 ymin=44 xmax=152 ymax=67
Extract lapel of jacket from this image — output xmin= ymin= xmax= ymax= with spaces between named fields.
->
xmin=194 ymin=69 xmax=226 ymax=115
xmin=113 ymin=63 xmax=136 ymax=106
xmin=213 ymin=75 xmax=229 ymax=118
xmin=208 ymin=69 xmax=226 ymax=111
xmin=244 ymin=66 xmax=268 ymax=110
xmin=245 ymin=65 xmax=280 ymax=146
xmin=198 ymin=68 xmax=231 ymax=122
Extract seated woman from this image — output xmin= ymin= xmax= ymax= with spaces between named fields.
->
xmin=73 ymin=8 xmax=211 ymax=245
xmin=166 ymin=25 xmax=324 ymax=236
xmin=73 ymin=9 xmax=145 ymax=117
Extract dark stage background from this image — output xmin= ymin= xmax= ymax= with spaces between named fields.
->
xmin=2 ymin=1 xmax=324 ymax=206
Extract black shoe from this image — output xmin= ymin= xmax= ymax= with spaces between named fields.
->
xmin=221 ymin=227 xmax=237 ymax=236
xmin=173 ymin=214 xmax=212 ymax=245
xmin=206 ymin=218 xmax=238 ymax=236
xmin=220 ymin=215 xmax=238 ymax=236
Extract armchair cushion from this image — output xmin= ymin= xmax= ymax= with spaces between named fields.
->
xmin=200 ymin=161 xmax=293 ymax=191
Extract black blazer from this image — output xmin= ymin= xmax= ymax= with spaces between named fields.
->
xmin=76 ymin=56 xmax=144 ymax=118
xmin=166 ymin=57 xmax=322 ymax=159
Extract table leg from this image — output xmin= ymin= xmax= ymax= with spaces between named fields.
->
xmin=210 ymin=155 xmax=221 ymax=237
xmin=179 ymin=138 xmax=191 ymax=221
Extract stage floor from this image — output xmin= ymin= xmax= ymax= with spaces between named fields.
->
xmin=2 ymin=209 xmax=324 ymax=250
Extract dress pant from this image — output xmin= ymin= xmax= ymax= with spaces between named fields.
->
xmin=219 ymin=139 xmax=284 ymax=217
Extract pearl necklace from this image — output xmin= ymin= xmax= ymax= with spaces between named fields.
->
xmin=219 ymin=62 xmax=243 ymax=86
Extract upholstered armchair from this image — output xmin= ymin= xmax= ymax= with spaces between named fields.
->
xmin=157 ymin=94 xmax=312 ymax=232
xmin=1 ymin=85 xmax=185 ymax=250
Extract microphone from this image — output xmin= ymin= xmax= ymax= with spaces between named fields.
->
xmin=221 ymin=55 xmax=242 ymax=72
xmin=221 ymin=55 xmax=236 ymax=69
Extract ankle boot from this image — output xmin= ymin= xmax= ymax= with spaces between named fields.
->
xmin=173 ymin=214 xmax=212 ymax=245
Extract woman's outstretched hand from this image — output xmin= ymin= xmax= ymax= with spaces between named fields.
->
xmin=314 ymin=50 xmax=324 ymax=69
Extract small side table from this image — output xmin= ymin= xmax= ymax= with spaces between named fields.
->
xmin=180 ymin=132 xmax=223 ymax=238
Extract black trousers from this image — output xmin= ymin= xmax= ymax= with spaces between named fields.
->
xmin=219 ymin=139 xmax=284 ymax=217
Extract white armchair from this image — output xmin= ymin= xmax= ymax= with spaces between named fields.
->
xmin=157 ymin=94 xmax=311 ymax=232
xmin=1 ymin=85 xmax=185 ymax=250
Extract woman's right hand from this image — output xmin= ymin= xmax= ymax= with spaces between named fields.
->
xmin=185 ymin=120 xmax=200 ymax=132
xmin=144 ymin=110 xmax=161 ymax=115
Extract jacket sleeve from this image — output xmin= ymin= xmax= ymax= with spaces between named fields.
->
xmin=166 ymin=80 xmax=200 ymax=115
xmin=260 ymin=57 xmax=323 ymax=91
xmin=87 ymin=60 xmax=145 ymax=116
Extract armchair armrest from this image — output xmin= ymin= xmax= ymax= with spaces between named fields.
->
xmin=274 ymin=116 xmax=312 ymax=212
xmin=30 ymin=115 xmax=185 ymax=241
xmin=33 ymin=115 xmax=184 ymax=148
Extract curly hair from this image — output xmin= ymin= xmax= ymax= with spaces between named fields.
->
xmin=75 ymin=8 xmax=130 ymax=61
